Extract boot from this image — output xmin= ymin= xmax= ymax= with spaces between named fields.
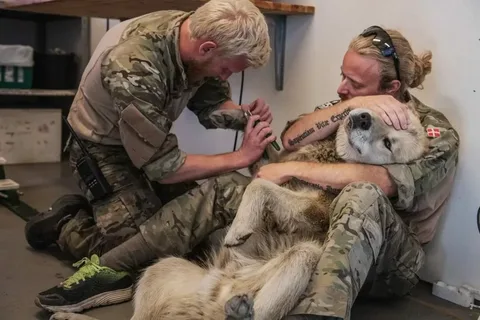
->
xmin=25 ymin=194 xmax=92 ymax=250
xmin=283 ymin=315 xmax=344 ymax=320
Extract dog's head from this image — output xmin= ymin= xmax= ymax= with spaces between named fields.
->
xmin=336 ymin=105 xmax=428 ymax=165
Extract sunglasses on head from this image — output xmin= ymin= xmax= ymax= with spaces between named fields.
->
xmin=360 ymin=25 xmax=401 ymax=81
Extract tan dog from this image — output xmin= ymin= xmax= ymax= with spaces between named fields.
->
xmin=51 ymin=106 xmax=428 ymax=320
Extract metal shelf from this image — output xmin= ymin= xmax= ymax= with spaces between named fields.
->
xmin=3 ymin=0 xmax=315 ymax=91
xmin=0 ymin=88 xmax=77 ymax=97
xmin=1 ymin=0 xmax=314 ymax=18
xmin=0 ymin=8 xmax=77 ymax=22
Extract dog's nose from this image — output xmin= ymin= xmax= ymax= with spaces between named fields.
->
xmin=351 ymin=112 xmax=372 ymax=130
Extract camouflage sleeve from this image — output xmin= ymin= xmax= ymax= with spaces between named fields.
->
xmin=187 ymin=77 xmax=247 ymax=131
xmin=382 ymin=107 xmax=460 ymax=211
xmin=280 ymin=99 xmax=341 ymax=141
xmin=101 ymin=37 xmax=186 ymax=181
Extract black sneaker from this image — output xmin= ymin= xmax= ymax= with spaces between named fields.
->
xmin=25 ymin=194 xmax=92 ymax=250
xmin=283 ymin=315 xmax=344 ymax=320
xmin=35 ymin=254 xmax=133 ymax=313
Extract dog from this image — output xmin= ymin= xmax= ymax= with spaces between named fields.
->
xmin=50 ymin=105 xmax=428 ymax=320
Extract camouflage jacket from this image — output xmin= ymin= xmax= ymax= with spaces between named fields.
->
xmin=281 ymin=93 xmax=460 ymax=244
xmin=67 ymin=10 xmax=246 ymax=181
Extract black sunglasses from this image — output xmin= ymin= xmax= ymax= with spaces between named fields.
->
xmin=360 ymin=25 xmax=401 ymax=81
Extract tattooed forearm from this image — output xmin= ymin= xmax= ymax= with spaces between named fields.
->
xmin=287 ymin=107 xmax=352 ymax=147
xmin=330 ymin=107 xmax=352 ymax=123
xmin=288 ymin=120 xmax=329 ymax=146
xmin=287 ymin=127 xmax=315 ymax=146
xmin=315 ymin=119 xmax=329 ymax=130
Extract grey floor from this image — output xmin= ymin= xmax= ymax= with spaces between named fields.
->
xmin=1 ymin=162 xmax=479 ymax=320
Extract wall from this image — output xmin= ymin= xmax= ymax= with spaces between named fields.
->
xmin=89 ymin=0 xmax=480 ymax=291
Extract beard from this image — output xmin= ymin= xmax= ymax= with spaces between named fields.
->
xmin=184 ymin=57 xmax=214 ymax=83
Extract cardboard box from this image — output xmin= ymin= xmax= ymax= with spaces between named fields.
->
xmin=0 ymin=108 xmax=62 ymax=164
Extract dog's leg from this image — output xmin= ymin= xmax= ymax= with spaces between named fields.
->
xmin=229 ymin=241 xmax=323 ymax=320
xmin=224 ymin=178 xmax=270 ymax=247
xmin=224 ymin=179 xmax=327 ymax=247
xmin=225 ymin=294 xmax=255 ymax=320
xmin=131 ymin=257 xmax=207 ymax=320
xmin=49 ymin=313 xmax=98 ymax=320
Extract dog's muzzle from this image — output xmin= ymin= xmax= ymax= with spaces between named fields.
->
xmin=350 ymin=112 xmax=372 ymax=131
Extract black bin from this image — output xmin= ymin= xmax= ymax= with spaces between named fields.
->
xmin=33 ymin=51 xmax=78 ymax=90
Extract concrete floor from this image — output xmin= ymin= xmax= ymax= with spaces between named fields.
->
xmin=1 ymin=162 xmax=479 ymax=320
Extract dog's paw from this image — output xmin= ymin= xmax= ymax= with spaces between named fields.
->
xmin=49 ymin=312 xmax=98 ymax=320
xmin=225 ymin=294 xmax=254 ymax=320
xmin=223 ymin=226 xmax=253 ymax=247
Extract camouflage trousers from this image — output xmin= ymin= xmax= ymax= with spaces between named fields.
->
xmin=138 ymin=171 xmax=250 ymax=258
xmin=289 ymin=182 xmax=425 ymax=319
xmin=57 ymin=139 xmax=198 ymax=260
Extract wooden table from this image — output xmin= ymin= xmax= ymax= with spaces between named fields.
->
xmin=1 ymin=0 xmax=314 ymax=18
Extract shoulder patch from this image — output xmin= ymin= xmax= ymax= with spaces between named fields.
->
xmin=426 ymin=125 xmax=445 ymax=138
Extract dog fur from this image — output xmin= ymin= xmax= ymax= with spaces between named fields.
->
xmin=50 ymin=105 xmax=428 ymax=320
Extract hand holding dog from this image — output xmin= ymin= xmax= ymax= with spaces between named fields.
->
xmin=352 ymin=95 xmax=411 ymax=130
xmin=254 ymin=162 xmax=292 ymax=185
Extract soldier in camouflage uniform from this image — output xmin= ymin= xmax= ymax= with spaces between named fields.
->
xmin=252 ymin=27 xmax=459 ymax=319
xmin=272 ymin=94 xmax=459 ymax=320
xmin=27 ymin=0 xmax=276 ymax=314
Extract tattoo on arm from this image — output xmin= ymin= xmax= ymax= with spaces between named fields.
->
xmin=288 ymin=127 xmax=315 ymax=146
xmin=287 ymin=107 xmax=352 ymax=146
xmin=330 ymin=107 xmax=352 ymax=123
xmin=315 ymin=119 xmax=329 ymax=130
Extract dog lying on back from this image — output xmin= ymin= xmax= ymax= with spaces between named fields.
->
xmin=50 ymin=105 xmax=428 ymax=320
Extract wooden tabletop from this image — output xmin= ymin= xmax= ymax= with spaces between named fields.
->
xmin=2 ymin=0 xmax=315 ymax=18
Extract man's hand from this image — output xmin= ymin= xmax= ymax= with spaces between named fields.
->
xmin=242 ymin=98 xmax=273 ymax=124
xmin=351 ymin=95 xmax=411 ymax=130
xmin=254 ymin=163 xmax=292 ymax=185
xmin=238 ymin=114 xmax=276 ymax=165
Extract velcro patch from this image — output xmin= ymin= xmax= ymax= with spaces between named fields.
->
xmin=426 ymin=125 xmax=444 ymax=138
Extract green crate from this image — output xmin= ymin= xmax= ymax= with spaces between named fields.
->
xmin=0 ymin=65 xmax=33 ymax=89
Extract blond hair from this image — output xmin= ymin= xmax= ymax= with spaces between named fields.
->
xmin=189 ymin=0 xmax=271 ymax=68
xmin=349 ymin=28 xmax=432 ymax=95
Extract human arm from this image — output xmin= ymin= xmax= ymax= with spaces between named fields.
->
xmin=100 ymin=37 xmax=188 ymax=182
xmin=187 ymin=77 xmax=273 ymax=131
xmin=159 ymin=114 xmax=276 ymax=184
xmin=280 ymin=99 xmax=351 ymax=151
xmin=155 ymin=87 xmax=275 ymax=183
xmin=259 ymin=96 xmax=460 ymax=210
xmin=255 ymin=162 xmax=397 ymax=197
xmin=101 ymin=38 xmax=274 ymax=184
xmin=281 ymin=95 xmax=411 ymax=152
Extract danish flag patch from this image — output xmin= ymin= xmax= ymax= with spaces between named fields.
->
xmin=426 ymin=127 xmax=441 ymax=138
